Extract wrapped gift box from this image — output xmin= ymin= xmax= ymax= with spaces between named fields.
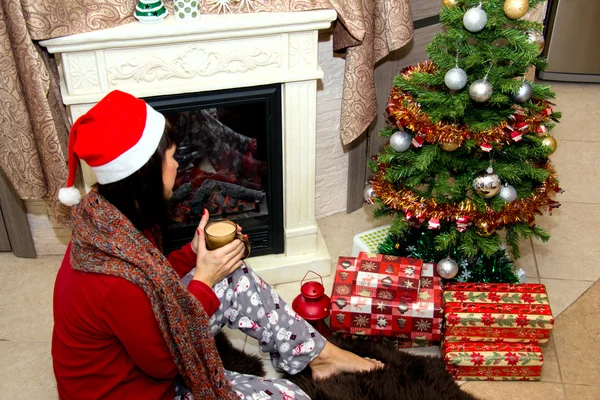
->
xmin=330 ymin=256 xmax=442 ymax=343
xmin=341 ymin=253 xmax=423 ymax=301
xmin=443 ymin=282 xmax=553 ymax=344
xmin=442 ymin=341 xmax=543 ymax=381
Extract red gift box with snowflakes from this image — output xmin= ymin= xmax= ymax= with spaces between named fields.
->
xmin=337 ymin=252 xmax=423 ymax=301
xmin=442 ymin=341 xmax=543 ymax=381
xmin=330 ymin=256 xmax=442 ymax=343
xmin=443 ymin=282 xmax=554 ymax=344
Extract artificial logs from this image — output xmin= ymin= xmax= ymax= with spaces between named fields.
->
xmin=504 ymin=0 xmax=530 ymax=20
xmin=369 ymin=0 xmax=562 ymax=284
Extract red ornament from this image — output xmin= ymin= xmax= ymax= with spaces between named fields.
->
xmin=292 ymin=271 xmax=332 ymax=336
xmin=428 ymin=217 xmax=440 ymax=229
xmin=412 ymin=136 xmax=424 ymax=148
xmin=511 ymin=131 xmax=523 ymax=142
xmin=480 ymin=142 xmax=493 ymax=152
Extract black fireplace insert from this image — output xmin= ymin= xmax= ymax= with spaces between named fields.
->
xmin=144 ymin=84 xmax=284 ymax=257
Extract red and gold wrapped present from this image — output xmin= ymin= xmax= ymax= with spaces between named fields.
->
xmin=346 ymin=252 xmax=423 ymax=301
xmin=442 ymin=341 xmax=543 ymax=381
xmin=443 ymin=282 xmax=554 ymax=344
xmin=330 ymin=256 xmax=442 ymax=344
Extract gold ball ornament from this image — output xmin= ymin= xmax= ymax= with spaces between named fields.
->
xmin=440 ymin=142 xmax=460 ymax=152
xmin=541 ymin=135 xmax=558 ymax=155
xmin=475 ymin=221 xmax=495 ymax=237
xmin=442 ymin=0 xmax=460 ymax=7
xmin=504 ymin=0 xmax=529 ymax=19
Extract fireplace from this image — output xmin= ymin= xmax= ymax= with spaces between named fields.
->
xmin=146 ymin=85 xmax=284 ymax=256
xmin=40 ymin=10 xmax=337 ymax=285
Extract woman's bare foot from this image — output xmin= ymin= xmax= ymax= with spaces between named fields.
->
xmin=309 ymin=342 xmax=384 ymax=381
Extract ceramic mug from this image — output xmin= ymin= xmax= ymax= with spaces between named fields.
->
xmin=204 ymin=219 xmax=251 ymax=259
xmin=174 ymin=0 xmax=200 ymax=21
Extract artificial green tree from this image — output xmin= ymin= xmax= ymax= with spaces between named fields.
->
xmin=368 ymin=0 xmax=561 ymax=283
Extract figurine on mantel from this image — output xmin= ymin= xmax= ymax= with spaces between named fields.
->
xmin=134 ymin=0 xmax=168 ymax=23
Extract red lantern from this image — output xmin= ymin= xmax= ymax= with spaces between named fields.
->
xmin=292 ymin=271 xmax=332 ymax=337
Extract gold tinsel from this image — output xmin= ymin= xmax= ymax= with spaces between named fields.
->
xmin=387 ymin=62 xmax=556 ymax=147
xmin=371 ymin=162 xmax=561 ymax=231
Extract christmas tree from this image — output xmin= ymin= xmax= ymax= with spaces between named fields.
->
xmin=367 ymin=0 xmax=561 ymax=283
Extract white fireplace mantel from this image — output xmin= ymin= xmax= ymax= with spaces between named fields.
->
xmin=40 ymin=9 xmax=337 ymax=284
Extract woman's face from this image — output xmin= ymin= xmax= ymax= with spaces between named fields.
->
xmin=162 ymin=145 xmax=178 ymax=199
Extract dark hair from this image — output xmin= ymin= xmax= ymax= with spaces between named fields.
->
xmin=98 ymin=121 xmax=177 ymax=233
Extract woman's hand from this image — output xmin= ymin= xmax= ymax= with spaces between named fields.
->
xmin=191 ymin=209 xmax=243 ymax=253
xmin=193 ymin=210 xmax=246 ymax=287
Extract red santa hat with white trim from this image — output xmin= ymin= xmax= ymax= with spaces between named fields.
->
xmin=58 ymin=90 xmax=165 ymax=206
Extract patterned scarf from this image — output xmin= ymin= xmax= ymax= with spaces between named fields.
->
xmin=70 ymin=189 xmax=236 ymax=399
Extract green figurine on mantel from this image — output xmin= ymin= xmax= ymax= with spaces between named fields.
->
xmin=134 ymin=0 xmax=168 ymax=24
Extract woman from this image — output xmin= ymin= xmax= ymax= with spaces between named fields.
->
xmin=52 ymin=90 xmax=380 ymax=400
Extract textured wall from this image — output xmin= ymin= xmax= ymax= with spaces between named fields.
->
xmin=315 ymin=31 xmax=348 ymax=218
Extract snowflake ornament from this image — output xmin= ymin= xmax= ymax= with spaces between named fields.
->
xmin=406 ymin=245 xmax=416 ymax=253
xmin=207 ymin=0 xmax=234 ymax=14
xmin=458 ymin=259 xmax=469 ymax=268
xmin=515 ymin=268 xmax=527 ymax=283
xmin=457 ymin=269 xmax=472 ymax=282
xmin=238 ymin=0 xmax=265 ymax=11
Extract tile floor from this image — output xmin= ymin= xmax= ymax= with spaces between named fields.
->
xmin=1 ymin=81 xmax=599 ymax=398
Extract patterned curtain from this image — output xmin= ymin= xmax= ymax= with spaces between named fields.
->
xmin=0 ymin=0 xmax=413 ymax=225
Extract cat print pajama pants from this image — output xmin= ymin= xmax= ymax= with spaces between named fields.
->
xmin=176 ymin=264 xmax=327 ymax=400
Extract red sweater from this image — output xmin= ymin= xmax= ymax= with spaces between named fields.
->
xmin=52 ymin=237 xmax=220 ymax=400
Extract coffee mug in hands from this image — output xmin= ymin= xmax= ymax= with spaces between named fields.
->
xmin=204 ymin=219 xmax=251 ymax=259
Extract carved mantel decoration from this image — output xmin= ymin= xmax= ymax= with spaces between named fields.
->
xmin=41 ymin=10 xmax=337 ymax=284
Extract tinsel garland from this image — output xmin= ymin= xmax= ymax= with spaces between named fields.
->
xmin=371 ymin=161 xmax=561 ymax=231
xmin=388 ymin=62 xmax=557 ymax=147
xmin=377 ymin=229 xmax=519 ymax=284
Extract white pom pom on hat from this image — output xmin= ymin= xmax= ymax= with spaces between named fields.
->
xmin=59 ymin=90 xmax=165 ymax=205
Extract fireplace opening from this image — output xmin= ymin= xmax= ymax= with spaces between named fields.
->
xmin=145 ymin=84 xmax=284 ymax=257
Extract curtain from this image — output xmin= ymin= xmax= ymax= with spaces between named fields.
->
xmin=0 ymin=0 xmax=413 ymax=225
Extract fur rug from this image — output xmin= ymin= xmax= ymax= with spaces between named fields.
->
xmin=215 ymin=332 xmax=478 ymax=400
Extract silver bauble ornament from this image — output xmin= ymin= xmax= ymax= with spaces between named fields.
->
xmin=390 ymin=130 xmax=412 ymax=152
xmin=437 ymin=258 xmax=459 ymax=279
xmin=498 ymin=183 xmax=518 ymax=202
xmin=445 ymin=67 xmax=468 ymax=91
xmin=463 ymin=5 xmax=488 ymax=33
xmin=469 ymin=79 xmax=493 ymax=102
xmin=527 ymin=30 xmax=545 ymax=55
xmin=473 ymin=167 xmax=501 ymax=198
xmin=363 ymin=183 xmax=376 ymax=204
xmin=511 ymin=81 xmax=532 ymax=103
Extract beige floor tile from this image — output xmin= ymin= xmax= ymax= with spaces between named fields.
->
xmin=318 ymin=206 xmax=393 ymax=269
xmin=532 ymin=203 xmax=600 ymax=281
xmin=541 ymin=278 xmax=595 ymax=317
xmin=540 ymin=336 xmax=562 ymax=384
xmin=564 ymin=384 xmax=600 ymax=400
xmin=0 ymin=341 xmax=57 ymax=399
xmin=547 ymin=140 xmax=600 ymax=203
xmin=546 ymin=82 xmax=600 ymax=142
xmin=0 ymin=255 xmax=62 ymax=342
xmin=553 ymin=281 xmax=600 ymax=386
xmin=461 ymin=381 xmax=565 ymax=400
xmin=516 ymin=238 xmax=538 ymax=279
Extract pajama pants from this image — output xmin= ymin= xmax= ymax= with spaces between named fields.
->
xmin=176 ymin=264 xmax=327 ymax=400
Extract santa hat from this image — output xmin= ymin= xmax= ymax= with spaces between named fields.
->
xmin=58 ymin=90 xmax=165 ymax=206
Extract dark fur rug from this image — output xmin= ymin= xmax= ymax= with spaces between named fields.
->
xmin=215 ymin=332 xmax=478 ymax=400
